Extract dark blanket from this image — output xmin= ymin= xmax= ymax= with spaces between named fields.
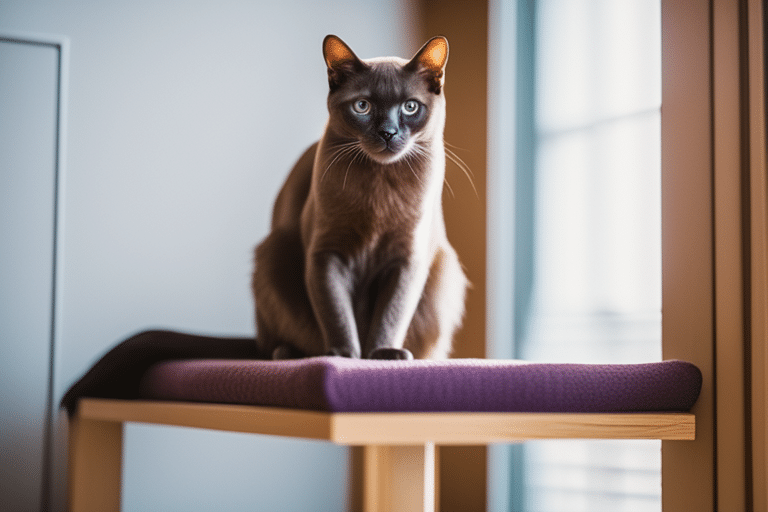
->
xmin=60 ymin=330 xmax=265 ymax=415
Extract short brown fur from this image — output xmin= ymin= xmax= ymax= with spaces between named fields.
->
xmin=252 ymin=36 xmax=467 ymax=360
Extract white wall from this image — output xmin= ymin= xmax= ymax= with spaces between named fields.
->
xmin=0 ymin=1 xmax=418 ymax=510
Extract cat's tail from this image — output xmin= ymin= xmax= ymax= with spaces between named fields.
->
xmin=60 ymin=329 xmax=269 ymax=415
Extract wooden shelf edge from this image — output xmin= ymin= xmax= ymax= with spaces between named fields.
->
xmin=76 ymin=398 xmax=695 ymax=444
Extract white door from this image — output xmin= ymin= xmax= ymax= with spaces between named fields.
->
xmin=0 ymin=38 xmax=60 ymax=512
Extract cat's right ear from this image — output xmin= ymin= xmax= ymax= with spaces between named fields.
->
xmin=323 ymin=35 xmax=364 ymax=90
xmin=406 ymin=36 xmax=449 ymax=94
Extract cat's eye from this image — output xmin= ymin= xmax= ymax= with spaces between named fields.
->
xmin=402 ymin=100 xmax=420 ymax=115
xmin=352 ymin=99 xmax=371 ymax=114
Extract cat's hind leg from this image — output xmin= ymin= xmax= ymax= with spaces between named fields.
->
xmin=404 ymin=246 xmax=468 ymax=359
xmin=252 ymin=228 xmax=323 ymax=357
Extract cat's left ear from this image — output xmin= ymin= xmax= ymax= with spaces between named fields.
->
xmin=407 ymin=36 xmax=449 ymax=94
xmin=323 ymin=35 xmax=365 ymax=91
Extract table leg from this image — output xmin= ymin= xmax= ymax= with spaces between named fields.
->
xmin=363 ymin=443 xmax=437 ymax=512
xmin=68 ymin=415 xmax=123 ymax=512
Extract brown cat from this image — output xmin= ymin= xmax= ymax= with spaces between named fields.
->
xmin=252 ymin=35 xmax=467 ymax=360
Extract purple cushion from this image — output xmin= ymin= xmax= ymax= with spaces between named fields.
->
xmin=139 ymin=357 xmax=701 ymax=413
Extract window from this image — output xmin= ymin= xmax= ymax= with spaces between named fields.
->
xmin=505 ymin=0 xmax=662 ymax=510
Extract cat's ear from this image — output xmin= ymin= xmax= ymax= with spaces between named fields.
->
xmin=407 ymin=36 xmax=449 ymax=94
xmin=323 ymin=35 xmax=364 ymax=91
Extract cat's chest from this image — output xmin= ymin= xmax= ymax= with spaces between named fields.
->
xmin=317 ymin=175 xmax=422 ymax=236
xmin=347 ymin=229 xmax=423 ymax=287
xmin=313 ymin=213 xmax=419 ymax=264
xmin=305 ymin=149 xmax=439 ymax=263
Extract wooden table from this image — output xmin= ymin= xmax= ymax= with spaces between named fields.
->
xmin=68 ymin=398 xmax=695 ymax=512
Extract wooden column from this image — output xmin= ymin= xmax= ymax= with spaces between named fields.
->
xmin=746 ymin=0 xmax=768 ymax=508
xmin=661 ymin=1 xmax=716 ymax=510
xmin=662 ymin=0 xmax=768 ymax=509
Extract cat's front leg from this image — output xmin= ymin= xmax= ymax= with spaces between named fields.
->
xmin=306 ymin=251 xmax=361 ymax=358
xmin=364 ymin=262 xmax=427 ymax=360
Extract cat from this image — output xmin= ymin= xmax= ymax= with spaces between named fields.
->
xmin=251 ymin=35 xmax=467 ymax=360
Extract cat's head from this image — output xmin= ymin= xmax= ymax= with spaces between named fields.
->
xmin=322 ymin=35 xmax=448 ymax=165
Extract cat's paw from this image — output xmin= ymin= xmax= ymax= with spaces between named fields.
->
xmin=368 ymin=348 xmax=414 ymax=360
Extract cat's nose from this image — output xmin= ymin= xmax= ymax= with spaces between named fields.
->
xmin=378 ymin=127 xmax=397 ymax=142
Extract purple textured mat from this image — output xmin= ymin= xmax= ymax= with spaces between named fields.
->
xmin=139 ymin=357 xmax=702 ymax=413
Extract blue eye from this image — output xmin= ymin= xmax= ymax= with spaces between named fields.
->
xmin=352 ymin=99 xmax=371 ymax=114
xmin=402 ymin=99 xmax=419 ymax=115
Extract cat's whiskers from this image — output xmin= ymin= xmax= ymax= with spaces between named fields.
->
xmin=323 ymin=140 xmax=371 ymax=190
xmin=409 ymin=141 xmax=458 ymax=199
xmin=343 ymin=143 xmax=371 ymax=190
xmin=444 ymin=140 xmax=468 ymax=152
xmin=322 ymin=141 xmax=361 ymax=183
xmin=414 ymin=144 xmax=455 ymax=197
xmin=443 ymin=178 xmax=456 ymax=198
xmin=406 ymin=144 xmax=432 ymax=184
xmin=443 ymin=142 xmax=478 ymax=198
xmin=403 ymin=152 xmax=425 ymax=187
xmin=342 ymin=164 xmax=351 ymax=190
xmin=321 ymin=146 xmax=349 ymax=182
xmin=324 ymin=140 xmax=472 ymax=197
xmin=408 ymin=141 xmax=429 ymax=161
